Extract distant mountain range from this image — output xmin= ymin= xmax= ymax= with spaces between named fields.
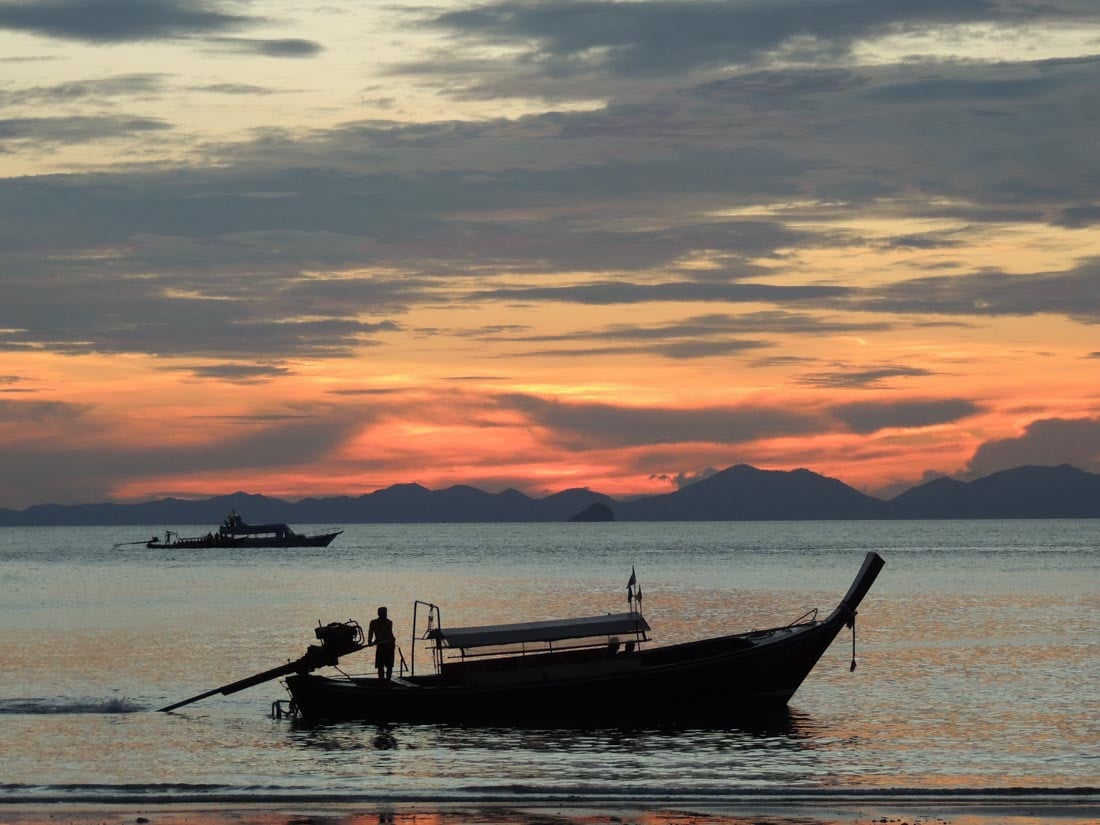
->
xmin=0 ymin=464 xmax=1097 ymax=526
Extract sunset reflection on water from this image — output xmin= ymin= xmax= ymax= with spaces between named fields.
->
xmin=0 ymin=521 xmax=1097 ymax=802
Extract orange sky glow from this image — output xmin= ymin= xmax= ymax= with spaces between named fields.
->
xmin=1 ymin=1 xmax=1099 ymax=508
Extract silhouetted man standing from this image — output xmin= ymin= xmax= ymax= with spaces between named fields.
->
xmin=367 ymin=606 xmax=395 ymax=681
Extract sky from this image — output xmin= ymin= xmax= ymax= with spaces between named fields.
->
xmin=1 ymin=0 xmax=1099 ymax=508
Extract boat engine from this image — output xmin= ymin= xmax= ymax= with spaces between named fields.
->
xmin=298 ymin=620 xmax=364 ymax=669
xmin=314 ymin=620 xmax=364 ymax=655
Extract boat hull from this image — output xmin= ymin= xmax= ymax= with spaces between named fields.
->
xmin=281 ymin=553 xmax=883 ymax=724
xmin=147 ymin=531 xmax=342 ymax=549
xmin=284 ymin=616 xmax=849 ymax=724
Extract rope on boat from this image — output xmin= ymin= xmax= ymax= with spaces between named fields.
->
xmin=849 ymin=611 xmax=858 ymax=672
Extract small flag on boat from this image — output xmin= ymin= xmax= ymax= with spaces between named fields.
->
xmin=627 ymin=566 xmax=638 ymax=609
xmin=627 ymin=567 xmax=637 ymax=589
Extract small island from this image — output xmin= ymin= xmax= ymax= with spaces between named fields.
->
xmin=568 ymin=501 xmax=615 ymax=522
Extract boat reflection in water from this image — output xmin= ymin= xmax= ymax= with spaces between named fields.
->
xmin=282 ymin=709 xmax=833 ymax=795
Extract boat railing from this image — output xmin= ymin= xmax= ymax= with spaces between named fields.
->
xmin=442 ymin=635 xmax=639 ymax=662
xmin=411 ymin=600 xmax=443 ymax=678
xmin=785 ymin=608 xmax=818 ymax=627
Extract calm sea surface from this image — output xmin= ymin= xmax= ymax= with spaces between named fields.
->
xmin=0 ymin=520 xmax=1097 ymax=802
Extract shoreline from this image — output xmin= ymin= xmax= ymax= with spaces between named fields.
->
xmin=1 ymin=791 xmax=1097 ymax=825
xmin=0 ymin=797 xmax=1097 ymax=825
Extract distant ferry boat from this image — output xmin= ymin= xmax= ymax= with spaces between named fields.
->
xmin=127 ymin=512 xmax=342 ymax=549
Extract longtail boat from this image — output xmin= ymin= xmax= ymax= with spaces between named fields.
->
xmin=159 ymin=553 xmax=884 ymax=724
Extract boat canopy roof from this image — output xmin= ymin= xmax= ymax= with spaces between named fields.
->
xmin=224 ymin=521 xmax=292 ymax=535
xmin=220 ymin=513 xmax=294 ymax=536
xmin=428 ymin=612 xmax=650 ymax=649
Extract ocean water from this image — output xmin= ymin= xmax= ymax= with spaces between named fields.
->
xmin=0 ymin=520 xmax=1096 ymax=803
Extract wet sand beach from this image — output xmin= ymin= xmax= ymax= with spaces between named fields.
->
xmin=2 ymin=795 xmax=1098 ymax=825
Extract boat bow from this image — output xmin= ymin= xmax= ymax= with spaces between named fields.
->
xmin=827 ymin=551 xmax=885 ymax=624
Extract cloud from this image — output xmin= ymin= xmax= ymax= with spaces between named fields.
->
xmin=1 ymin=48 xmax=1098 ymax=368
xmin=326 ymin=387 xmax=407 ymax=396
xmin=966 ymin=416 xmax=1100 ymax=476
xmin=0 ymin=73 xmax=167 ymax=105
xmin=0 ymin=269 xmax=402 ymax=359
xmin=205 ymin=37 xmax=324 ymax=58
xmin=497 ymin=393 xmax=823 ymax=448
xmin=423 ymin=0 xmax=1043 ymax=81
xmin=0 ymin=115 xmax=170 ymax=146
xmin=1055 ymin=203 xmax=1100 ymax=227
xmin=796 ymin=365 xmax=934 ymax=388
xmin=190 ymin=82 xmax=285 ymax=96
xmin=0 ymin=0 xmax=252 ymax=43
xmin=750 ymin=355 xmax=819 ymax=369
xmin=171 ymin=363 xmax=293 ymax=383
xmin=506 ymin=338 xmax=771 ymax=360
xmin=489 ymin=310 xmax=894 ymax=359
xmin=0 ymin=398 xmax=91 ymax=423
xmin=830 ymin=398 xmax=982 ymax=434
xmin=649 ymin=466 xmax=718 ymax=489
xmin=467 ymin=280 xmax=850 ymax=306
xmin=863 ymin=75 xmax=1061 ymax=104
xmin=852 ymin=260 xmax=1100 ymax=323
xmin=0 ymin=404 xmax=371 ymax=506
xmin=507 ymin=311 xmax=891 ymax=342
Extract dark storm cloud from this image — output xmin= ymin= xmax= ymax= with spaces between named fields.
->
xmin=829 ymin=398 xmax=982 ymax=434
xmin=966 ymin=416 xmax=1100 ymax=476
xmin=0 ymin=115 xmax=170 ymax=145
xmin=0 ymin=0 xmax=252 ymax=43
xmin=498 ymin=393 xmax=823 ymax=448
xmin=796 ymin=365 xmax=934 ymax=388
